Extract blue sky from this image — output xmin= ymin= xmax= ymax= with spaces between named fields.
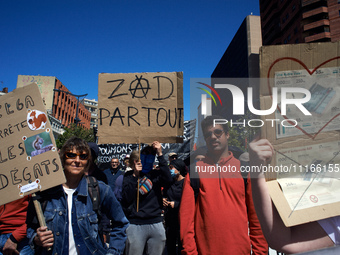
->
xmin=0 ymin=0 xmax=260 ymax=121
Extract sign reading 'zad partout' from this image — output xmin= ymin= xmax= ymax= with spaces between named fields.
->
xmin=98 ymin=72 xmax=184 ymax=144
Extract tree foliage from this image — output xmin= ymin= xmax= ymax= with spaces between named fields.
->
xmin=56 ymin=124 xmax=95 ymax=149
xmin=228 ymin=125 xmax=244 ymax=149
xmin=227 ymin=111 xmax=260 ymax=151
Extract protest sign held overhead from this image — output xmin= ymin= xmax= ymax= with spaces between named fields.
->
xmin=258 ymin=42 xmax=340 ymax=227
xmin=0 ymin=83 xmax=65 ymax=205
xmin=98 ymin=72 xmax=184 ymax=144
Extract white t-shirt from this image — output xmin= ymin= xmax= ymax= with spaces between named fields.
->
xmin=318 ymin=216 xmax=340 ymax=245
xmin=63 ymin=186 xmax=78 ymax=254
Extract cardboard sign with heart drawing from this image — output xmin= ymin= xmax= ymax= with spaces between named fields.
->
xmin=259 ymin=41 xmax=340 ymax=226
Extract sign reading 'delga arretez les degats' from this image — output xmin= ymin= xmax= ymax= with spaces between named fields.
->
xmin=98 ymin=72 xmax=184 ymax=144
xmin=0 ymin=83 xmax=65 ymax=206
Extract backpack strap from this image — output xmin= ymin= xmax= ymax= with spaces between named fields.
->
xmin=190 ymin=176 xmax=200 ymax=202
xmin=85 ymin=175 xmax=101 ymax=217
xmin=240 ymin=160 xmax=249 ymax=192
xmin=189 ymin=163 xmax=200 ymax=202
xmin=85 ymin=176 xmax=106 ymax=244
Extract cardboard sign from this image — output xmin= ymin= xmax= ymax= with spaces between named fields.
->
xmin=97 ymin=119 xmax=196 ymax=170
xmin=98 ymin=72 xmax=184 ymax=144
xmin=0 ymin=83 xmax=65 ymax=206
xmin=17 ymin=75 xmax=56 ymax=112
xmin=259 ymin=42 xmax=340 ymax=226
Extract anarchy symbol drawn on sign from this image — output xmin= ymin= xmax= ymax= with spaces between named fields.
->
xmin=129 ymin=75 xmax=150 ymax=99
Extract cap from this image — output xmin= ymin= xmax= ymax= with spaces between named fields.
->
xmin=168 ymin=152 xmax=178 ymax=157
xmin=88 ymin=142 xmax=99 ymax=160
xmin=170 ymin=159 xmax=187 ymax=176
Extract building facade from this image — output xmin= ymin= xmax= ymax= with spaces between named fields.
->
xmin=260 ymin=0 xmax=340 ymax=45
xmin=17 ymin=75 xmax=91 ymax=130
xmin=211 ymin=15 xmax=262 ymax=119
xmin=52 ymin=79 xmax=91 ymax=129
xmin=0 ymin=87 xmax=8 ymax=96
xmin=81 ymin=98 xmax=98 ymax=128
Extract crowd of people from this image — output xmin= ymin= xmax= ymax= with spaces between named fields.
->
xmin=0 ymin=115 xmax=339 ymax=255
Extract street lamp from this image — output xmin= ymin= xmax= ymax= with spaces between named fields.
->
xmin=53 ymin=89 xmax=88 ymax=126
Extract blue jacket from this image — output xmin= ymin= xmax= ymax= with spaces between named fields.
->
xmin=26 ymin=176 xmax=129 ymax=255
xmin=103 ymin=168 xmax=125 ymax=192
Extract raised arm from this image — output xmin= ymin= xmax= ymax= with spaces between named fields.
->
xmin=249 ymin=138 xmax=334 ymax=253
xmin=152 ymin=141 xmax=172 ymax=185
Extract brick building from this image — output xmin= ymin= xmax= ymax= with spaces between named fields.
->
xmin=81 ymin=98 xmax=98 ymax=128
xmin=53 ymin=79 xmax=91 ymax=129
xmin=17 ymin=75 xmax=91 ymax=129
xmin=260 ymin=0 xmax=340 ymax=45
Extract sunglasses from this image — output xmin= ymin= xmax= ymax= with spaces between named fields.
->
xmin=65 ymin=152 xmax=89 ymax=160
xmin=195 ymin=157 xmax=205 ymax=162
xmin=204 ymin=129 xmax=224 ymax=139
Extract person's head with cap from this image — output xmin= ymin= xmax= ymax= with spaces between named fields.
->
xmin=123 ymin=154 xmax=130 ymax=167
xmin=190 ymin=146 xmax=207 ymax=163
xmin=169 ymin=159 xmax=187 ymax=179
xmin=88 ymin=142 xmax=99 ymax=162
xmin=168 ymin=152 xmax=178 ymax=163
xmin=86 ymin=142 xmax=99 ymax=175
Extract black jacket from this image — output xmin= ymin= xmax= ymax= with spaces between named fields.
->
xmin=121 ymin=155 xmax=172 ymax=224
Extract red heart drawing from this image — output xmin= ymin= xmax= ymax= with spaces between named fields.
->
xmin=267 ymin=56 xmax=340 ymax=139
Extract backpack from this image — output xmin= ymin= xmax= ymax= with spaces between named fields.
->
xmin=190 ymin=160 xmax=249 ymax=201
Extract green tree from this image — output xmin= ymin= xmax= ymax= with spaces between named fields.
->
xmin=56 ymin=124 xmax=95 ymax=149
xmin=227 ymin=110 xmax=260 ymax=151
xmin=228 ymin=125 xmax=244 ymax=149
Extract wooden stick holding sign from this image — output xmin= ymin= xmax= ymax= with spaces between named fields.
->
xmin=137 ymin=141 xmax=141 ymax=212
xmin=137 ymin=178 xmax=140 ymax=212
xmin=32 ymin=193 xmax=52 ymax=251
xmin=32 ymin=193 xmax=46 ymax=227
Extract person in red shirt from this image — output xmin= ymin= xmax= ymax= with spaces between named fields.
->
xmin=179 ymin=115 xmax=268 ymax=254
xmin=0 ymin=196 xmax=34 ymax=255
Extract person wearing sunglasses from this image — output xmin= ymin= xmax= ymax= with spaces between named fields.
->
xmin=168 ymin=152 xmax=178 ymax=163
xmin=179 ymin=115 xmax=268 ymax=255
xmin=26 ymin=137 xmax=129 ymax=255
